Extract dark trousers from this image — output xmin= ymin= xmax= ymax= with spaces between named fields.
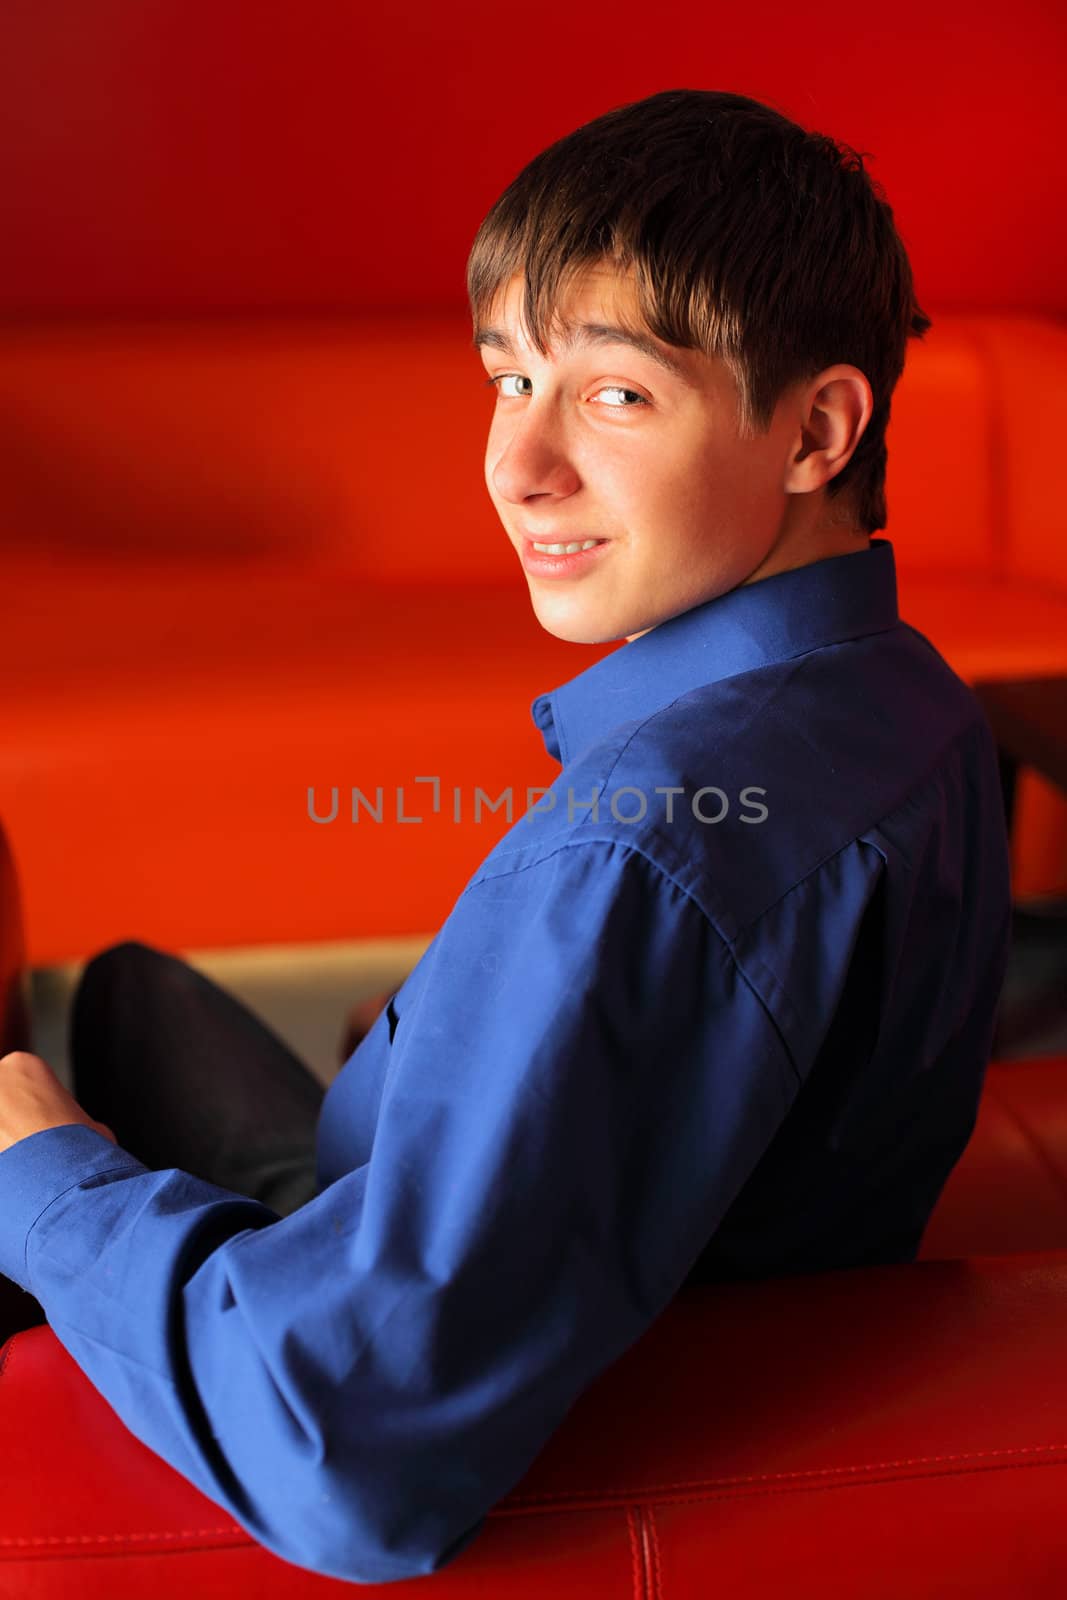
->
xmin=2 ymin=940 xmax=325 ymax=1336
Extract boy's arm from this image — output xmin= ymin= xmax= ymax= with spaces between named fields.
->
xmin=0 ymin=838 xmax=803 ymax=1585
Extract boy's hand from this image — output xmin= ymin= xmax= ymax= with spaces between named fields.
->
xmin=338 ymin=992 xmax=391 ymax=1066
xmin=0 ymin=1051 xmax=117 ymax=1155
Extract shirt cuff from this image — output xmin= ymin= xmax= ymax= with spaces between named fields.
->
xmin=0 ymin=1124 xmax=147 ymax=1292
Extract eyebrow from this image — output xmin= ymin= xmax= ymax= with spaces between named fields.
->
xmin=472 ymin=321 xmax=692 ymax=386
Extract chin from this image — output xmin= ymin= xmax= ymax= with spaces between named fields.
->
xmin=525 ymin=590 xmax=630 ymax=647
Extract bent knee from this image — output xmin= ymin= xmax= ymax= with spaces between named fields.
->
xmin=76 ymin=938 xmax=179 ymax=993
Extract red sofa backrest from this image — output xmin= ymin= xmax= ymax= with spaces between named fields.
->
xmin=2 ymin=312 xmax=1065 ymax=591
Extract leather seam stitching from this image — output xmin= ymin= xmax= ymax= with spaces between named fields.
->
xmin=624 ymin=1506 xmax=644 ymax=1600
xmin=497 ymin=1439 xmax=1067 ymax=1508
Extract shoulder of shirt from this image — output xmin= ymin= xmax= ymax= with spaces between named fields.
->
xmin=466 ymin=623 xmax=993 ymax=940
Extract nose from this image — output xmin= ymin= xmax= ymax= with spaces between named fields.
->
xmin=488 ymin=404 xmax=581 ymax=506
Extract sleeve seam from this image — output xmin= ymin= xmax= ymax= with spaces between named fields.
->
xmin=460 ymin=833 xmax=803 ymax=1088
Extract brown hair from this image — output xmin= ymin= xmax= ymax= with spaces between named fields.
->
xmin=466 ymin=88 xmax=931 ymax=536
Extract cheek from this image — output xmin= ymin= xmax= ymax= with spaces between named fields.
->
xmin=588 ymin=441 xmax=666 ymax=509
xmin=633 ymin=450 xmax=720 ymax=532
xmin=679 ymin=441 xmax=764 ymax=528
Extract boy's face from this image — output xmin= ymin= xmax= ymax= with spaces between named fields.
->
xmin=477 ymin=262 xmax=868 ymax=643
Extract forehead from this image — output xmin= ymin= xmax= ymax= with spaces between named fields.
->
xmin=491 ymin=261 xmax=638 ymax=322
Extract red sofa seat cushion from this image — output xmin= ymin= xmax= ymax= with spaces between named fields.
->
xmin=4 ymin=1251 xmax=1067 ymax=1596
xmin=0 ymin=562 xmax=613 ymax=962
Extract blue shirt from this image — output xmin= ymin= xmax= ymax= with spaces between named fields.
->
xmin=0 ymin=537 xmax=1012 ymax=1584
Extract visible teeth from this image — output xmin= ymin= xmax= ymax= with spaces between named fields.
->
xmin=532 ymin=540 xmax=601 ymax=555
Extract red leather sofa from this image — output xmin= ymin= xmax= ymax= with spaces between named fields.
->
xmin=3 ymin=310 xmax=1067 ymax=1592
xmin=5 ymin=1245 xmax=1067 ymax=1598
xmin=1 ymin=310 xmax=1066 ymax=973
xmin=3 ymin=816 xmax=1067 ymax=1596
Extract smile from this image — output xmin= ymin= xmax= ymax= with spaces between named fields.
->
xmin=519 ymin=537 xmax=610 ymax=578
xmin=532 ymin=540 xmax=602 ymax=555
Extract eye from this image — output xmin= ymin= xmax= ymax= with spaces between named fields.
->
xmin=591 ymin=385 xmax=649 ymax=408
xmin=484 ymin=374 xmax=533 ymax=399
xmin=483 ymin=375 xmax=649 ymax=407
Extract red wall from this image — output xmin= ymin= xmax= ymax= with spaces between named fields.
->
xmin=1 ymin=0 xmax=1063 ymax=319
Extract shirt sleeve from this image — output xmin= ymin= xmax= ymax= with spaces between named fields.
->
xmin=0 ymin=836 xmax=800 ymax=1585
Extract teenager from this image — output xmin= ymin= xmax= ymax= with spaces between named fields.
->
xmin=0 ymin=89 xmax=1011 ymax=1583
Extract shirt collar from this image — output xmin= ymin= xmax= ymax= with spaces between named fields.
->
xmin=530 ymin=537 xmax=900 ymax=765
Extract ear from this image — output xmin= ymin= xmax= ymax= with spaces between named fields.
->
xmin=785 ymin=366 xmax=874 ymax=495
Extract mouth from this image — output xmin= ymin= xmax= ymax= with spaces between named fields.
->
xmin=519 ymin=535 xmax=610 ymax=578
